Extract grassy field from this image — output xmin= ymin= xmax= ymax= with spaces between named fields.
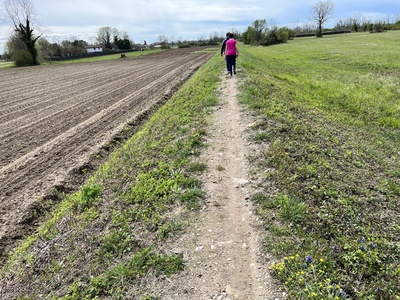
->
xmin=43 ymin=49 xmax=164 ymax=65
xmin=0 ymin=33 xmax=399 ymax=299
xmin=239 ymin=31 xmax=400 ymax=299
xmin=0 ymin=60 xmax=13 ymax=69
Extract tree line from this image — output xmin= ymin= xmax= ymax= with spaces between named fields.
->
xmin=2 ymin=0 xmax=399 ymax=66
xmin=241 ymin=1 xmax=400 ymax=46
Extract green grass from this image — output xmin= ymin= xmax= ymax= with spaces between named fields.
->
xmin=0 ymin=60 xmax=13 ymax=69
xmin=239 ymin=31 xmax=400 ymax=299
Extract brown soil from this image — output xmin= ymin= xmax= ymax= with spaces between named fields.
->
xmin=0 ymin=47 xmax=214 ymax=261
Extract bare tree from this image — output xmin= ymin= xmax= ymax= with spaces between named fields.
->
xmin=309 ymin=0 xmax=334 ymax=37
xmin=158 ymin=34 xmax=168 ymax=44
xmin=2 ymin=0 xmax=42 ymax=65
xmin=96 ymin=26 xmax=119 ymax=49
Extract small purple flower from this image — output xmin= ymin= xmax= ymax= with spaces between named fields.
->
xmin=315 ymin=240 xmax=319 ymax=246
xmin=338 ymin=291 xmax=347 ymax=298
xmin=359 ymin=246 xmax=367 ymax=252
xmin=333 ymin=245 xmax=339 ymax=251
xmin=306 ymin=255 xmax=312 ymax=264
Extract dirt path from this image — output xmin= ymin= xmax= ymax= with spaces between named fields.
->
xmin=154 ymin=73 xmax=284 ymax=299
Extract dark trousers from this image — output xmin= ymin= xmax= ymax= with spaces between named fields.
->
xmin=226 ymin=55 xmax=236 ymax=75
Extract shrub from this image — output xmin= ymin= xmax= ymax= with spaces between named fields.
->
xmin=276 ymin=29 xmax=289 ymax=43
xmin=12 ymin=49 xmax=34 ymax=67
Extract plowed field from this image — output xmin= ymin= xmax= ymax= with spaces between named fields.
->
xmin=0 ymin=47 xmax=214 ymax=258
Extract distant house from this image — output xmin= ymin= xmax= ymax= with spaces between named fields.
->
xmin=85 ymin=46 xmax=103 ymax=53
xmin=132 ymin=44 xmax=142 ymax=50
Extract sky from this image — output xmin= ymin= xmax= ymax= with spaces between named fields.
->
xmin=0 ymin=0 xmax=399 ymax=54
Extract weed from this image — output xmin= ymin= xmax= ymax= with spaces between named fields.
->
xmin=157 ymin=219 xmax=184 ymax=240
xmin=275 ymin=193 xmax=307 ymax=224
xmin=75 ymin=183 xmax=103 ymax=210
xmin=216 ymin=165 xmax=225 ymax=171
xmin=253 ymin=130 xmax=270 ymax=143
xmin=187 ymin=162 xmax=207 ymax=173
xmin=98 ymin=225 xmax=135 ymax=257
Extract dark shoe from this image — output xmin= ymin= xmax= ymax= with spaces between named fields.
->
xmin=234 ymin=70 xmax=236 ymax=75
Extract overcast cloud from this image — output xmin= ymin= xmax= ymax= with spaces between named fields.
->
xmin=0 ymin=0 xmax=399 ymax=54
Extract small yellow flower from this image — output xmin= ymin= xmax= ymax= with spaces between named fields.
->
xmin=290 ymin=256 xmax=295 ymax=260
xmin=320 ymin=258 xmax=324 ymax=263
xmin=312 ymin=292 xmax=318 ymax=297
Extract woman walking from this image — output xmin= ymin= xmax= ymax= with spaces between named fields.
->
xmin=225 ymin=33 xmax=238 ymax=76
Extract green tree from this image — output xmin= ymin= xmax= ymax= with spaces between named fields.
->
xmin=241 ymin=27 xmax=252 ymax=45
xmin=278 ymin=27 xmax=295 ymax=40
xmin=114 ymin=38 xmax=131 ymax=50
xmin=242 ymin=20 xmax=267 ymax=45
xmin=309 ymin=0 xmax=334 ymax=37
xmin=252 ymin=19 xmax=268 ymax=44
xmin=2 ymin=0 xmax=42 ymax=65
xmin=37 ymin=38 xmax=52 ymax=60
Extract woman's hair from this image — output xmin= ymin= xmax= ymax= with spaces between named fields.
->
xmin=228 ymin=33 xmax=234 ymax=38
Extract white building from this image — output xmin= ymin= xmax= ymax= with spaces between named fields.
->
xmin=85 ymin=46 xmax=103 ymax=53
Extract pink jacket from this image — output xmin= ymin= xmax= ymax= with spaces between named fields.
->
xmin=225 ymin=39 xmax=238 ymax=56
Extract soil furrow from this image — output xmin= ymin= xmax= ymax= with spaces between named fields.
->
xmin=0 ymin=56 xmax=180 ymax=122
xmin=0 ymin=53 xmax=204 ymax=166
xmin=0 ymin=48 xmax=214 ymax=261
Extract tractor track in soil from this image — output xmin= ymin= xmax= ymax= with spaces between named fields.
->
xmin=0 ymin=47 xmax=215 ymax=262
